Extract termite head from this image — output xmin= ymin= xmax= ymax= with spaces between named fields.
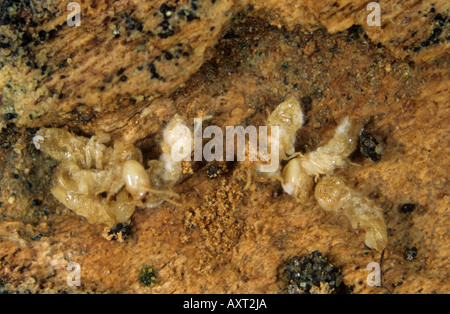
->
xmin=314 ymin=175 xmax=346 ymax=211
xmin=281 ymin=157 xmax=314 ymax=204
xmin=122 ymin=159 xmax=152 ymax=199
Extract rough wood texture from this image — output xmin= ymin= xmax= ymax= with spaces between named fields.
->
xmin=1 ymin=0 xmax=448 ymax=133
xmin=0 ymin=0 xmax=449 ymax=293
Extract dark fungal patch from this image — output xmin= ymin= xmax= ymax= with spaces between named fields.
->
xmin=5 ymin=113 xmax=18 ymax=121
xmin=21 ymin=32 xmax=33 ymax=47
xmin=108 ymin=223 xmax=131 ymax=241
xmin=38 ymin=30 xmax=47 ymax=42
xmin=138 ymin=265 xmax=157 ymax=286
xmin=31 ymin=234 xmax=43 ymax=241
xmin=0 ymin=0 xmax=56 ymax=57
xmin=186 ymin=13 xmax=198 ymax=22
xmin=122 ymin=13 xmax=143 ymax=32
xmin=157 ymin=3 xmax=176 ymax=38
xmin=117 ymin=67 xmax=125 ymax=76
xmin=148 ymin=62 xmax=161 ymax=80
xmin=223 ymin=32 xmax=239 ymax=39
xmin=359 ymin=129 xmax=382 ymax=162
xmin=159 ymin=3 xmax=176 ymax=19
xmin=281 ymin=251 xmax=346 ymax=294
xmin=156 ymin=1 xmax=200 ymax=38
xmin=0 ymin=41 xmax=11 ymax=49
xmin=164 ymin=51 xmax=173 ymax=61
xmin=405 ymin=247 xmax=418 ymax=261
xmin=399 ymin=203 xmax=417 ymax=213
xmin=206 ymin=161 xmax=227 ymax=180
xmin=0 ymin=0 xmax=30 ymax=27
xmin=345 ymin=25 xmax=366 ymax=42
xmin=410 ymin=12 xmax=449 ymax=52
xmin=207 ymin=163 xmax=220 ymax=180
xmin=40 ymin=64 xmax=48 ymax=75
xmin=58 ymin=59 xmax=67 ymax=68
xmin=31 ymin=199 xmax=42 ymax=206
xmin=157 ymin=20 xmax=175 ymax=39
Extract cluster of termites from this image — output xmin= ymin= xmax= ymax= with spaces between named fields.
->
xmin=241 ymin=95 xmax=304 ymax=189
xmin=33 ymin=96 xmax=387 ymax=250
xmin=251 ymin=96 xmax=387 ymax=251
xmin=33 ymin=116 xmax=191 ymax=226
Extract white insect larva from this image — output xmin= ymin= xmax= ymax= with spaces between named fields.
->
xmin=280 ymin=157 xmax=314 ymax=204
xmin=314 ymin=175 xmax=388 ymax=250
xmin=280 ymin=117 xmax=362 ymax=202
xmin=300 ymin=117 xmax=362 ymax=176
xmin=162 ymin=115 xmax=192 ymax=159
xmin=267 ymin=95 xmax=304 ymax=160
xmin=143 ymin=115 xmax=193 ymax=193
xmin=84 ymin=134 xmax=110 ymax=170
xmin=122 ymin=159 xmax=152 ymax=199
xmin=32 ymin=128 xmax=90 ymax=165
xmin=158 ymin=115 xmax=193 ymax=187
xmin=244 ymin=96 xmax=304 ymax=189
